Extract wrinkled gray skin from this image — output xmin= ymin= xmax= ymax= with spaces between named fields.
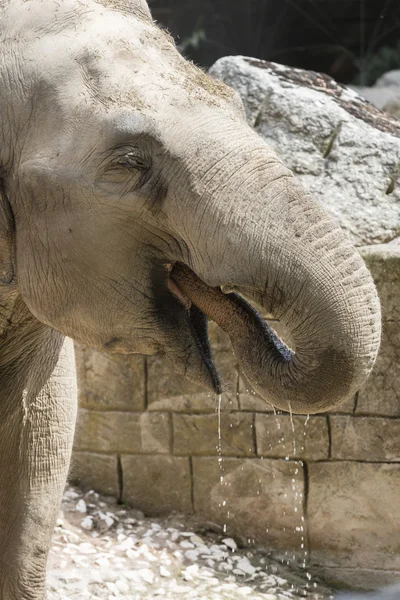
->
xmin=0 ymin=0 xmax=381 ymax=597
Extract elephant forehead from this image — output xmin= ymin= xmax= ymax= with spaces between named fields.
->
xmin=0 ymin=0 xmax=148 ymax=38
xmin=17 ymin=6 xmax=234 ymax=120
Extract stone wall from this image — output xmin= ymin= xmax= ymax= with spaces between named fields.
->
xmin=70 ymin=245 xmax=400 ymax=591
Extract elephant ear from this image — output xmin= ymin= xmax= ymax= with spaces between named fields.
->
xmin=0 ymin=181 xmax=14 ymax=285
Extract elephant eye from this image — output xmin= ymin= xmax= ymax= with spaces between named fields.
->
xmin=97 ymin=146 xmax=151 ymax=191
xmin=117 ymin=151 xmax=148 ymax=171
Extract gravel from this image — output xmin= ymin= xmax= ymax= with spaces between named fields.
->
xmin=48 ymin=486 xmax=334 ymax=600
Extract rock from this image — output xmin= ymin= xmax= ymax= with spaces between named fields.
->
xmin=209 ymin=56 xmax=400 ymax=245
xmin=235 ymin=557 xmax=257 ymax=575
xmin=189 ymin=535 xmax=204 ymax=546
xmin=95 ymin=511 xmax=115 ymax=532
xmin=222 ymin=538 xmax=237 ymax=552
xmin=351 ymin=85 xmax=400 ymax=112
xmin=352 ymin=70 xmax=400 ymax=118
xmin=180 ymin=540 xmax=195 ymax=549
xmin=376 ymin=70 xmax=400 ymax=87
xmin=75 ymin=499 xmax=87 ymax=513
xmin=80 ymin=516 xmax=94 ymax=530
xmin=384 ymin=99 xmax=400 ymax=120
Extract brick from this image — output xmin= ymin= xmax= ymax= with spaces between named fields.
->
xmin=256 ymin=414 xmax=329 ymax=460
xmin=173 ymin=413 xmax=255 ymax=456
xmin=308 ymin=462 xmax=400 ymax=570
xmin=193 ymin=457 xmax=306 ymax=554
xmin=313 ymin=567 xmax=400 ymax=593
xmin=356 ymin=321 xmax=400 ymax=416
xmin=75 ymin=343 xmax=145 ymax=411
xmin=121 ymin=455 xmax=192 ymax=515
xmin=330 ymin=416 xmax=400 ymax=461
xmin=74 ymin=410 xmax=171 ymax=454
xmin=361 ymin=245 xmax=400 ymax=321
xmin=69 ymin=452 xmax=119 ymax=497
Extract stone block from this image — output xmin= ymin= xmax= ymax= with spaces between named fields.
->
xmin=147 ymin=351 xmax=238 ymax=412
xmin=330 ymin=416 xmax=400 ymax=461
xmin=361 ymin=245 xmax=400 ymax=321
xmin=173 ymin=413 xmax=255 ymax=456
xmin=313 ymin=566 xmax=400 ymax=592
xmin=356 ymin=321 xmax=400 ymax=416
xmin=74 ymin=410 xmax=171 ymax=454
xmin=121 ymin=455 xmax=192 ymax=515
xmin=75 ymin=343 xmax=145 ymax=411
xmin=69 ymin=452 xmax=119 ymax=497
xmin=256 ymin=414 xmax=329 ymax=460
xmin=308 ymin=462 xmax=400 ymax=570
xmin=193 ymin=457 xmax=306 ymax=554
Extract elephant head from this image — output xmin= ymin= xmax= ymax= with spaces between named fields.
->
xmin=0 ymin=0 xmax=380 ymax=414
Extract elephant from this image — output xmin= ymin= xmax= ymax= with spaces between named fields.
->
xmin=0 ymin=0 xmax=381 ymax=597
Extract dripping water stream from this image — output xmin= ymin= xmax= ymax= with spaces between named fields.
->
xmin=216 ymin=393 xmax=229 ymax=533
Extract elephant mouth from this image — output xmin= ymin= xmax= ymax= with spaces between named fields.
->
xmin=168 ymin=262 xmax=292 ymax=399
xmin=167 ymin=264 xmax=221 ymax=394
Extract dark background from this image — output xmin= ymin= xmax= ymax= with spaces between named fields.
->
xmin=148 ymin=0 xmax=400 ymax=85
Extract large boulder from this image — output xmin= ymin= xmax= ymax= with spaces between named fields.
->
xmin=375 ymin=69 xmax=400 ymax=87
xmin=209 ymin=57 xmax=400 ymax=245
xmin=353 ymin=70 xmax=400 ymax=121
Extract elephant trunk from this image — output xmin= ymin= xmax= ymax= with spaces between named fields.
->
xmin=171 ymin=141 xmax=381 ymax=414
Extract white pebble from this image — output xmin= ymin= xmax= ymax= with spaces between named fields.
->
xmin=160 ymin=566 xmax=171 ymax=578
xmin=180 ymin=540 xmax=195 ymax=549
xmin=222 ymin=538 xmax=237 ymax=551
xmin=189 ymin=535 xmax=204 ymax=546
xmin=75 ymin=500 xmax=87 ymax=514
xmin=236 ymin=557 xmax=256 ymax=575
xmin=95 ymin=557 xmax=110 ymax=568
xmin=78 ymin=543 xmax=96 ymax=555
xmin=80 ymin=516 xmax=94 ymax=531
xmin=115 ymin=580 xmax=130 ymax=593
xmin=137 ymin=568 xmax=154 ymax=584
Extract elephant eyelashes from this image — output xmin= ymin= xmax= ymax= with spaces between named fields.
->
xmin=116 ymin=152 xmax=148 ymax=172
xmin=97 ymin=147 xmax=151 ymax=190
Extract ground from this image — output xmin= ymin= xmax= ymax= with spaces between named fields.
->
xmin=48 ymin=486 xmax=334 ymax=600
